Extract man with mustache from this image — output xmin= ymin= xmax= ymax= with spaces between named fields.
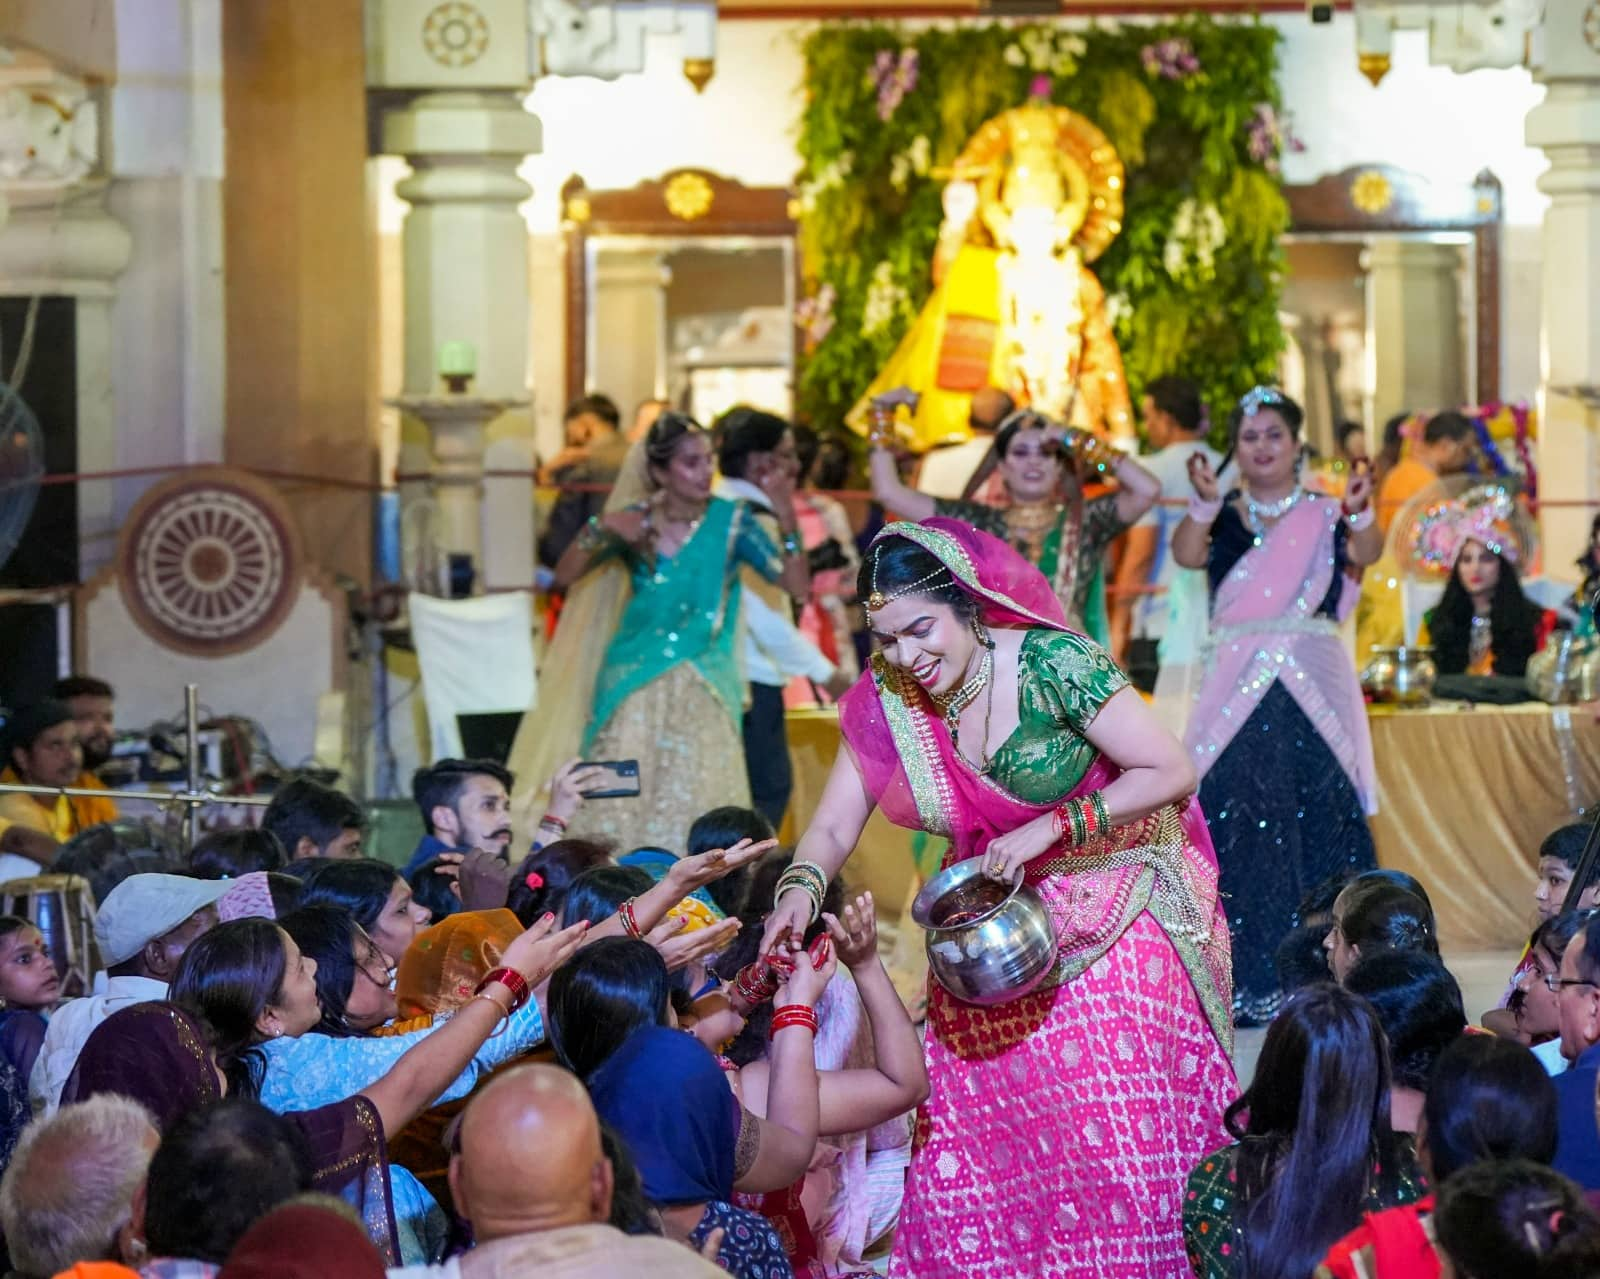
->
xmin=404 ymin=759 xmax=517 ymax=878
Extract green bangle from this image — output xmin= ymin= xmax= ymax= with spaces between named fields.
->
xmin=781 ymin=530 xmax=803 ymax=557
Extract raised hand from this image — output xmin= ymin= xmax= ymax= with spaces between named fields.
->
xmin=760 ymin=889 xmax=816 ymax=958
xmin=650 ymin=915 xmax=742 ymax=974
xmin=823 ymin=892 xmax=878 ymax=971
xmin=774 ymin=939 xmax=836 ymax=1009
xmin=1187 ymin=452 xmax=1220 ymax=503
xmin=665 ymin=839 xmax=776 ymax=894
xmin=500 ymin=915 xmax=589 ymax=986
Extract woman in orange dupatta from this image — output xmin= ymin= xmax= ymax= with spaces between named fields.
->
xmin=764 ymin=518 xmax=1235 ymax=1278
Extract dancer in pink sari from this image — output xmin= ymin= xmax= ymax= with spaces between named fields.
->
xmin=1173 ymin=387 xmax=1383 ymax=1024
xmin=764 ymin=517 xmax=1236 ymax=1278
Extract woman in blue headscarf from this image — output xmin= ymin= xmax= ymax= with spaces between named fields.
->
xmin=589 ymin=1026 xmax=794 ymax=1279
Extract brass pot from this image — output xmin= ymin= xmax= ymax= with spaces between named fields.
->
xmin=1361 ymin=645 xmax=1437 ymax=706
xmin=911 ymin=859 xmax=1058 ymax=1006
xmin=1528 ymin=631 xmax=1600 ymax=703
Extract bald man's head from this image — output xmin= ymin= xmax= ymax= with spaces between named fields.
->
xmin=449 ymin=1064 xmax=613 ymax=1242
xmin=969 ymin=387 xmax=1015 ymax=434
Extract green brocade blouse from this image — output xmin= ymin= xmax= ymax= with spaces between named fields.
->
xmin=982 ymin=628 xmax=1129 ymax=805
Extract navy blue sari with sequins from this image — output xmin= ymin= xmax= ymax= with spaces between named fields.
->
xmin=1199 ymin=501 xmax=1377 ymax=1025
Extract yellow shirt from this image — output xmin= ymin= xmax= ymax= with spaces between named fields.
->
xmin=0 ymin=767 xmax=118 ymax=844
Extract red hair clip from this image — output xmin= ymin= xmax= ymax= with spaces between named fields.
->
xmin=524 ymin=871 xmax=545 ymax=890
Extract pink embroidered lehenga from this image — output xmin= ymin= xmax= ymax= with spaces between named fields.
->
xmin=836 ymin=519 xmax=1236 ymax=1278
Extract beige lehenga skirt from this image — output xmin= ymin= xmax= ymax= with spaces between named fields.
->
xmin=572 ymin=662 xmax=751 ymax=853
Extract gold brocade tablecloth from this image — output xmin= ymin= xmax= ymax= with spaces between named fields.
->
xmin=1367 ymin=702 xmax=1600 ymax=950
xmin=786 ymin=702 xmax=1600 ymax=952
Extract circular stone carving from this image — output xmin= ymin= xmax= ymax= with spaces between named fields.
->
xmin=117 ymin=469 xmax=303 ymax=658
xmin=422 ymin=1 xmax=491 ymax=69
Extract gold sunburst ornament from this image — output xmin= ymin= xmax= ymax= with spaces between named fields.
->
xmin=664 ymin=172 xmax=713 ymax=221
xmin=1350 ymin=170 xmax=1394 ymax=216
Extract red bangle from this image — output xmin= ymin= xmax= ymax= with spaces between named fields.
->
xmin=539 ymin=813 xmax=568 ymax=832
xmin=769 ymin=1004 xmax=819 ymax=1038
xmin=735 ymin=960 xmax=781 ymax=1007
xmin=476 ymin=966 xmax=531 ymax=1013
xmin=618 ymin=897 xmax=643 ymax=940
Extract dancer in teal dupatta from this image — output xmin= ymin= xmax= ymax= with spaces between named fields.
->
xmin=510 ymin=413 xmax=808 ymax=851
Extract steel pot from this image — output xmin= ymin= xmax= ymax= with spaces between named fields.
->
xmin=1361 ymin=645 xmax=1437 ymax=707
xmin=911 ymin=858 xmax=1058 ymax=1006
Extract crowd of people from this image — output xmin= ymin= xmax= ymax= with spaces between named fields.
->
xmin=0 ymin=381 xmax=1593 ymax=1277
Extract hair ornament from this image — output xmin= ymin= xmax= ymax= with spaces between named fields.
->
xmin=524 ymin=871 xmax=545 ymax=891
xmin=866 ymin=555 xmax=952 ymax=612
xmin=1238 ymin=385 xmax=1285 ymax=420
xmin=1402 ymin=484 xmax=1528 ymax=579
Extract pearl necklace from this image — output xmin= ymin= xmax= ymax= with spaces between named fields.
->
xmin=1244 ymin=485 xmax=1303 ymax=538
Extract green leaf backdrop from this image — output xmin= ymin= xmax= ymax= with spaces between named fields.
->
xmin=794 ymin=18 xmax=1291 ymax=443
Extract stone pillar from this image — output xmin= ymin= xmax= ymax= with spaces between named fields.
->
xmin=1528 ymin=1 xmax=1600 ymax=578
xmin=1364 ymin=239 xmax=1466 ymax=430
xmin=382 ymin=91 xmax=541 ymax=588
xmin=589 ymin=246 xmax=671 ymax=416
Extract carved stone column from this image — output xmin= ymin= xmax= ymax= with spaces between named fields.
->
xmin=1365 ymin=239 xmax=1467 ymax=430
xmin=589 ymin=246 xmax=671 ymax=418
xmin=1527 ymin=0 xmax=1600 ymax=574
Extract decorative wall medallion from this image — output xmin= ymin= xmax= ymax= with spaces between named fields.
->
xmin=1350 ymin=169 xmax=1394 ymax=216
xmin=117 ymin=470 xmax=303 ymax=658
xmin=1585 ymin=1 xmax=1600 ymax=53
xmin=664 ymin=171 xmax=714 ymax=221
xmin=422 ymin=2 xmax=491 ymax=69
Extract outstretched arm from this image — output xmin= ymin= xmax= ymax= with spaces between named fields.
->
xmin=760 ymin=743 xmax=876 ymax=955
xmin=741 ymin=893 xmax=928 ymax=1136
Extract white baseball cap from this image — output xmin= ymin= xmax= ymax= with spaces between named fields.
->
xmin=95 ymin=873 xmax=232 ymax=966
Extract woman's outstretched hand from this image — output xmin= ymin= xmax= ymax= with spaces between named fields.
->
xmin=823 ymin=892 xmax=878 ymax=972
xmin=501 ymin=915 xmax=589 ymax=986
xmin=665 ymin=839 xmax=776 ymax=894
xmin=761 ymin=888 xmax=816 ymax=956
xmin=981 ymin=812 xmax=1060 ymax=883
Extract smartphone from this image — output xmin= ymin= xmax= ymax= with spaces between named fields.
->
xmin=578 ymin=759 xmax=641 ymax=799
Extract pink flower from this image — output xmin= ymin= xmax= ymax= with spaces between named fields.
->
xmin=1141 ymin=38 xmax=1200 ymax=81
xmin=872 ymin=47 xmax=919 ymax=121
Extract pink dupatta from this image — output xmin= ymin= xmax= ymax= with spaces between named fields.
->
xmin=1184 ymin=496 xmax=1377 ymax=814
xmin=839 ymin=519 xmax=1233 ymax=1049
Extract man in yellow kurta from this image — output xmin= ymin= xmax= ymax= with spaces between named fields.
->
xmin=0 ymin=700 xmax=118 ymax=847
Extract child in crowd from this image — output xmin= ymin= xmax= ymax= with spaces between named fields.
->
xmin=0 ymin=915 xmax=62 ymax=1084
xmin=1484 ymin=823 xmax=1599 ymax=1037
xmin=1535 ymin=823 xmax=1600 ymax=922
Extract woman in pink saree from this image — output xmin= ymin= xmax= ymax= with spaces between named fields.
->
xmin=763 ymin=516 xmax=1236 ymax=1278
xmin=1172 ymin=387 xmax=1383 ymax=1025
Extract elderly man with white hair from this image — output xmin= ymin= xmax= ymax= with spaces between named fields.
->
xmin=0 ymin=1094 xmax=158 ymax=1277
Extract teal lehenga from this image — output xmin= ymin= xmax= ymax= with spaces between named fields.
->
xmin=510 ymin=444 xmax=785 ymax=852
